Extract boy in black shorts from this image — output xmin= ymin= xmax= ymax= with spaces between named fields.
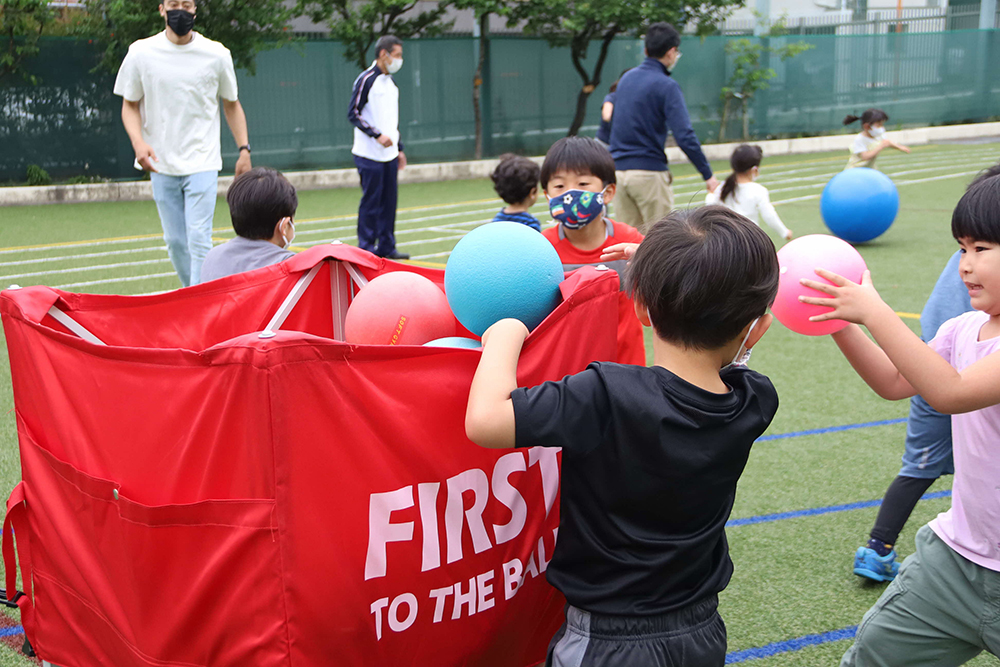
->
xmin=465 ymin=205 xmax=780 ymax=666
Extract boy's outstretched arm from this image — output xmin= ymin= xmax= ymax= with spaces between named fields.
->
xmin=802 ymin=269 xmax=1000 ymax=413
xmin=465 ymin=318 xmax=529 ymax=449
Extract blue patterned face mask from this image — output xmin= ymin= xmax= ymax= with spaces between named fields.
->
xmin=549 ymin=188 xmax=607 ymax=229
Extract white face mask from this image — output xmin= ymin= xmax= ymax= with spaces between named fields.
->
xmin=668 ymin=51 xmax=681 ymax=72
xmin=281 ymin=219 xmax=295 ymax=249
xmin=723 ymin=317 xmax=760 ymax=370
xmin=386 ymin=57 xmax=403 ymax=74
xmin=870 ymin=126 xmax=886 ymax=138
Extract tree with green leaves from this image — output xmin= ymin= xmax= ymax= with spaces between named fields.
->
xmin=451 ymin=0 xmax=508 ymax=158
xmin=297 ymin=0 xmax=454 ymax=70
xmin=1 ymin=0 xmax=53 ymax=83
xmin=718 ymin=18 xmax=814 ymax=140
xmin=77 ymin=0 xmax=295 ymax=74
xmin=508 ymin=0 xmax=740 ymax=137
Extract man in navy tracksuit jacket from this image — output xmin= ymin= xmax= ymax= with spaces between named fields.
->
xmin=348 ymin=34 xmax=409 ymax=259
xmin=609 ymin=22 xmax=719 ymax=232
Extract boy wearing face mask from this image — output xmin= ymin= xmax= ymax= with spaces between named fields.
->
xmin=465 ymin=206 xmax=780 ymax=667
xmin=200 ymin=168 xmax=297 ymax=283
xmin=843 ymin=108 xmax=910 ymax=170
xmin=541 ymin=137 xmax=647 ymax=365
xmin=114 ymin=0 xmax=252 ymax=287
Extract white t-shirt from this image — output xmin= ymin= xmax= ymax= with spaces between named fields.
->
xmin=847 ymin=132 xmax=881 ymax=169
xmin=114 ymin=32 xmax=239 ymax=176
xmin=351 ymin=63 xmax=400 ymax=163
xmin=705 ymin=181 xmax=790 ymax=238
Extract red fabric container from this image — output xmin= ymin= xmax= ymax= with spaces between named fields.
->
xmin=0 ymin=244 xmax=619 ymax=667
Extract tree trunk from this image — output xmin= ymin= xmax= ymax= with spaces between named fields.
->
xmin=741 ymin=97 xmax=750 ymax=140
xmin=472 ymin=14 xmax=488 ymax=159
xmin=568 ymin=86 xmax=595 ymax=136
xmin=566 ymin=28 xmax=619 ymax=136
xmin=719 ymin=96 xmax=731 ymax=142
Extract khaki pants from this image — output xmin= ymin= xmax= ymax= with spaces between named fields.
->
xmin=840 ymin=525 xmax=1000 ymax=667
xmin=614 ymin=170 xmax=674 ymax=233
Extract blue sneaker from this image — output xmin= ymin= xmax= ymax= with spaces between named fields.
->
xmin=853 ymin=546 xmax=899 ymax=582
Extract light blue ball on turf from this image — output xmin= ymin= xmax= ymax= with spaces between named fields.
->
xmin=820 ymin=167 xmax=899 ymax=244
xmin=444 ymin=222 xmax=564 ymax=336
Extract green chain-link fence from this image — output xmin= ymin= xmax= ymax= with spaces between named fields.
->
xmin=1 ymin=29 xmax=998 ymax=182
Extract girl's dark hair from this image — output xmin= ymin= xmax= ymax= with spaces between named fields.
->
xmin=540 ymin=137 xmax=616 ymax=189
xmin=627 ymin=206 xmax=779 ymax=350
xmin=491 ymin=154 xmax=540 ymax=205
xmin=720 ymin=144 xmax=764 ymax=203
xmin=843 ymin=108 xmax=889 ymax=127
xmin=609 ymin=68 xmax=631 ymax=93
xmin=951 ymin=165 xmax=1000 ymax=244
xmin=226 ymin=167 xmax=298 ymax=240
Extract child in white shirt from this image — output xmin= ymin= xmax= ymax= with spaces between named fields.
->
xmin=844 ymin=108 xmax=910 ymax=169
xmin=705 ymin=144 xmax=793 ymax=241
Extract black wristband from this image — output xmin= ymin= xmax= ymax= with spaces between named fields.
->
xmin=239 ymin=144 xmax=251 ymax=154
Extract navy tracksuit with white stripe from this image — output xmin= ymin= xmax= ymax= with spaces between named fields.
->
xmin=348 ymin=62 xmax=403 ymax=257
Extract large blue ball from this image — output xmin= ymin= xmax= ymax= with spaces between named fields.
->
xmin=444 ymin=222 xmax=564 ymax=336
xmin=820 ymin=168 xmax=899 ymax=244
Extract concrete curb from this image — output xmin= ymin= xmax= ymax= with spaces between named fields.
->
xmin=3 ymin=121 xmax=999 ymax=207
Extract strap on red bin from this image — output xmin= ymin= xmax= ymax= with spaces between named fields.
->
xmin=3 ymin=482 xmax=34 ymax=623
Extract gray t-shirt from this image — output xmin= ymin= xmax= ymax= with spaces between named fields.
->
xmin=200 ymin=236 xmax=294 ymax=283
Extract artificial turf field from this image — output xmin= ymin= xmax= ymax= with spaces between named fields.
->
xmin=0 ymin=142 xmax=999 ymax=666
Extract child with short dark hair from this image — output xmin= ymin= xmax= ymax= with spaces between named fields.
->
xmin=466 ymin=205 xmax=781 ymax=667
xmin=540 ymin=136 xmax=646 ymax=364
xmin=491 ymin=154 xmax=542 ymax=231
xmin=798 ymin=172 xmax=1000 ymax=666
xmin=200 ymin=167 xmax=297 ymax=283
xmin=843 ymin=108 xmax=910 ymax=169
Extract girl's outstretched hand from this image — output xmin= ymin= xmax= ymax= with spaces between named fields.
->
xmin=798 ymin=269 xmax=890 ymax=325
xmin=600 ymin=242 xmax=639 ymax=263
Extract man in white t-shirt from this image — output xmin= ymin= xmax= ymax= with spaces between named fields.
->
xmin=113 ymin=0 xmax=252 ymax=287
xmin=348 ymin=35 xmax=408 ymax=260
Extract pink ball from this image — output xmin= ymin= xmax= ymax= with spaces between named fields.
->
xmin=771 ymin=234 xmax=868 ymax=336
xmin=345 ymin=272 xmax=455 ymax=345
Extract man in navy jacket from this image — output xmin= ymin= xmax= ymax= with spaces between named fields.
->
xmin=609 ymin=23 xmax=719 ymax=232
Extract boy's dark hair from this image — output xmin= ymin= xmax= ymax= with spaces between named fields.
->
xmin=491 ymin=154 xmax=540 ymax=205
xmin=720 ymin=144 xmax=764 ymax=202
xmin=645 ymin=23 xmax=681 ymax=59
xmin=952 ymin=164 xmax=1000 ymax=244
xmin=627 ymin=206 xmax=779 ymax=350
xmin=843 ymin=108 xmax=889 ymax=127
xmin=226 ymin=167 xmax=298 ymax=240
xmin=540 ymin=137 xmax=616 ymax=190
xmin=375 ymin=35 xmax=402 ymax=58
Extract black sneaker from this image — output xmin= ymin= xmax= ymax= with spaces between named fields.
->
xmin=384 ymin=250 xmax=410 ymax=260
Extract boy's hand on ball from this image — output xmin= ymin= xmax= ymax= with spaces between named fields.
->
xmin=798 ymin=269 xmax=887 ymax=325
xmin=600 ymin=243 xmax=639 ymax=263
xmin=481 ymin=318 xmax=529 ymax=348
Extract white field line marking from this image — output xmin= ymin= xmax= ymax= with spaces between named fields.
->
xmin=0 ymin=258 xmax=172 ymax=281
xmin=19 ymin=156 xmax=994 ymax=289
xmin=53 ymin=272 xmax=178 ymax=290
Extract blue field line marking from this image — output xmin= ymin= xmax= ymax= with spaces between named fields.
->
xmin=758 ymin=417 xmax=907 ymax=442
xmin=0 ymin=626 xmax=22 ymax=638
xmin=726 ymin=626 xmax=858 ymax=663
xmin=728 ymin=489 xmax=952 ymax=528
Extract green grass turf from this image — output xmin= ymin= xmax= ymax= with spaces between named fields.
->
xmin=0 ymin=143 xmax=998 ymax=666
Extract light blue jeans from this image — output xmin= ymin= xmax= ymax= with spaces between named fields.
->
xmin=150 ymin=171 xmax=219 ymax=287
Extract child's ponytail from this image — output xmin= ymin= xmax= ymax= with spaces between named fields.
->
xmin=720 ymin=144 xmax=764 ymax=203
xmin=843 ymin=114 xmax=860 ymax=125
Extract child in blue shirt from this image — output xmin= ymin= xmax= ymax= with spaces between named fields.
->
xmin=491 ymin=154 xmax=541 ymax=231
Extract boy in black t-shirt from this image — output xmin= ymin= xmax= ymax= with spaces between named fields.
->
xmin=466 ymin=205 xmax=780 ymax=667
